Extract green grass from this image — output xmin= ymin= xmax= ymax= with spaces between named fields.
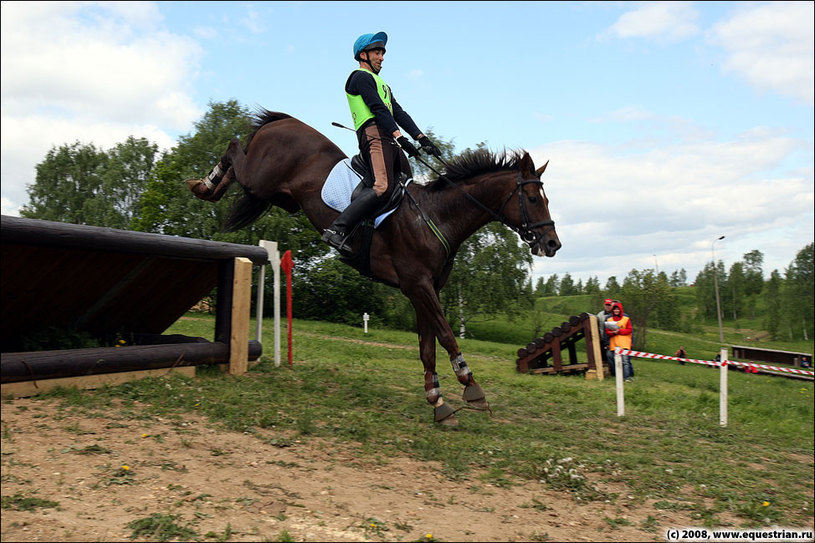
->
xmin=24 ymin=312 xmax=815 ymax=530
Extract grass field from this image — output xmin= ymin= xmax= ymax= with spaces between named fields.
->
xmin=27 ymin=312 xmax=813 ymax=532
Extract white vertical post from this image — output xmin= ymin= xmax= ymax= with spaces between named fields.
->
xmin=615 ymin=350 xmax=624 ymax=417
xmin=363 ymin=312 xmax=369 ymax=334
xmin=272 ymin=246 xmax=281 ymax=367
xmin=257 ymin=240 xmax=281 ymax=367
xmin=719 ymin=346 xmax=729 ymax=427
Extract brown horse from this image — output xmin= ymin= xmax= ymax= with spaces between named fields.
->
xmin=187 ymin=109 xmax=561 ymax=425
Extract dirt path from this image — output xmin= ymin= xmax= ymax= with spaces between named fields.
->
xmin=0 ymin=397 xmax=714 ymax=542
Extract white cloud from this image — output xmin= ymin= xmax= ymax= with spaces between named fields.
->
xmin=604 ymin=2 xmax=700 ymax=43
xmin=527 ymin=130 xmax=814 ymax=284
xmin=709 ymin=1 xmax=814 ymax=104
xmin=0 ymin=1 xmax=203 ymax=216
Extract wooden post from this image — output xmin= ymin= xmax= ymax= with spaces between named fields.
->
xmin=229 ymin=257 xmax=252 ymax=375
xmin=586 ymin=315 xmax=604 ymax=380
xmin=552 ymin=337 xmax=562 ymax=373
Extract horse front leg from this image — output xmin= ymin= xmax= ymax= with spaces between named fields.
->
xmin=417 ymin=317 xmax=457 ymax=425
xmin=408 ymin=283 xmax=490 ymax=421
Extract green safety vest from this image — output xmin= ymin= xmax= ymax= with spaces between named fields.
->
xmin=346 ymin=68 xmax=392 ymax=130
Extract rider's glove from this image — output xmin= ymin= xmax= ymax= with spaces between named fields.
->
xmin=418 ymin=136 xmax=441 ymax=157
xmin=397 ymin=136 xmax=420 ymax=158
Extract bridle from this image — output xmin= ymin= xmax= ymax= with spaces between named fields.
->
xmin=495 ymin=170 xmax=556 ymax=246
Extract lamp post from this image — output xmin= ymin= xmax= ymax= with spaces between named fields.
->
xmin=712 ymin=235 xmax=725 ymax=343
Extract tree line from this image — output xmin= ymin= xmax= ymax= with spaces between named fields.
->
xmin=18 ymin=100 xmax=814 ymax=346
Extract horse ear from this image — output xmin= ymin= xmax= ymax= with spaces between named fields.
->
xmin=536 ymin=160 xmax=549 ymax=177
xmin=520 ymin=152 xmax=535 ymax=176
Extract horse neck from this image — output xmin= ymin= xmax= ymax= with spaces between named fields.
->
xmin=425 ymin=171 xmax=517 ymax=245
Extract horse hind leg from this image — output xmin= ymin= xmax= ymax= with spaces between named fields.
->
xmin=185 ymin=153 xmax=234 ymax=202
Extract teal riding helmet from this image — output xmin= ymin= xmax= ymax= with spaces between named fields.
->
xmin=353 ymin=31 xmax=388 ymax=60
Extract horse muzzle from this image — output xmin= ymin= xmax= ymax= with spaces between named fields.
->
xmin=521 ymin=221 xmax=561 ymax=258
xmin=525 ymin=231 xmax=561 ymax=258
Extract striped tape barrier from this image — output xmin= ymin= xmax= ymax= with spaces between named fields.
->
xmin=619 ymin=349 xmax=814 ymax=377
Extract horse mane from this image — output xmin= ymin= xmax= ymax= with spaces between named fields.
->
xmin=251 ymin=108 xmax=292 ymax=129
xmin=241 ymin=109 xmax=293 ymax=150
xmin=425 ymin=148 xmax=525 ymax=191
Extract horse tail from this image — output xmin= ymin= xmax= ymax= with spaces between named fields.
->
xmin=224 ymin=188 xmax=273 ymax=232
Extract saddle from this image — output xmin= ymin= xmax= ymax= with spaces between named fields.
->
xmin=348 ymin=154 xmax=407 ymax=215
xmin=334 ymin=155 xmax=411 ymax=277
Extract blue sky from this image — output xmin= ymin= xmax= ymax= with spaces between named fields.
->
xmin=1 ymin=1 xmax=813 ymax=287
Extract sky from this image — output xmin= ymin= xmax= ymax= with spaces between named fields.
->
xmin=1 ymin=1 xmax=813 ymax=287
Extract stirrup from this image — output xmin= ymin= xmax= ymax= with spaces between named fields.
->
xmin=321 ymin=228 xmax=353 ymax=256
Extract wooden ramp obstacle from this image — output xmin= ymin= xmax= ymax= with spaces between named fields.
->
xmin=1 ymin=216 xmax=270 ymax=397
xmin=515 ymin=312 xmax=606 ymax=379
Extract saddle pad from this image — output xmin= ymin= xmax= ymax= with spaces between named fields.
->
xmin=320 ymin=158 xmax=400 ymax=228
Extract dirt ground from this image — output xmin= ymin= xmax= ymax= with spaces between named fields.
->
xmin=2 ymin=397 xmax=733 ymax=543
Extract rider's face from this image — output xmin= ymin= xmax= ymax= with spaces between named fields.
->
xmin=363 ymin=48 xmax=385 ymax=72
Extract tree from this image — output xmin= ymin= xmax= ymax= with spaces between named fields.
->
xmin=559 ymin=273 xmax=577 ymax=296
xmin=22 ymin=141 xmax=107 ymax=224
xmin=765 ymin=270 xmax=782 ymax=340
xmin=742 ymin=250 xmax=764 ymax=296
xmin=22 ymin=137 xmax=158 ymax=229
xmin=620 ymin=269 xmax=675 ymax=349
xmin=783 ymin=243 xmax=814 ymax=340
xmin=543 ymin=274 xmax=559 ymax=296
xmin=584 ymin=276 xmax=601 ymax=294
xmin=669 ymin=269 xmax=687 ymax=287
xmin=726 ymin=262 xmax=746 ymax=321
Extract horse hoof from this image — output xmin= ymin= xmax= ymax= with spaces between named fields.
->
xmin=461 ymin=383 xmax=487 ymax=404
xmin=185 ymin=178 xmax=213 ymax=200
xmin=434 ymin=402 xmax=457 ymax=425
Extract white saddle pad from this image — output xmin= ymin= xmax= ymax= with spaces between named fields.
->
xmin=320 ymin=158 xmax=406 ymax=228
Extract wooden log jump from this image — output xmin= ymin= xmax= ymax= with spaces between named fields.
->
xmin=1 ymin=216 xmax=271 ymax=397
xmin=516 ymin=312 xmax=606 ymax=379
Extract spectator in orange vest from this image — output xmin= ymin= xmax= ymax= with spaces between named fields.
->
xmin=606 ymin=301 xmax=634 ymax=381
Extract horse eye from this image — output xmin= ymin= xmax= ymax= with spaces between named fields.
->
xmin=528 ymin=195 xmax=538 ymax=204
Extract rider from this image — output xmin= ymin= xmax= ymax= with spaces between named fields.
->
xmin=322 ymin=31 xmax=441 ymax=256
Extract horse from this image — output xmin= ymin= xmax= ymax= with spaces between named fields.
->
xmin=186 ymin=109 xmax=561 ymax=425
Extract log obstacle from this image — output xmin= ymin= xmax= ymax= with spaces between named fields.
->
xmin=516 ymin=312 xmax=606 ymax=379
xmin=1 ymin=216 xmax=270 ymax=397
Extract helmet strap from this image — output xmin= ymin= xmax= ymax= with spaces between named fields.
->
xmin=360 ymin=51 xmax=380 ymax=74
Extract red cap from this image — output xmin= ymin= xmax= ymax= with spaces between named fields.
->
xmin=603 ymin=298 xmax=613 ymax=304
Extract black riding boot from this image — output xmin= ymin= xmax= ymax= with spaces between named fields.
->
xmin=321 ymin=187 xmax=383 ymax=256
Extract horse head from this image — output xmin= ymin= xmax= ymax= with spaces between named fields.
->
xmin=502 ymin=152 xmax=561 ymax=257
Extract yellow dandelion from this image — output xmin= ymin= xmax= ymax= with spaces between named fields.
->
xmin=118 ymin=339 xmax=126 ymax=345
xmin=762 ymin=501 xmax=770 ymax=507
xmin=142 ymin=433 xmax=149 ymax=438
xmin=121 ymin=465 xmax=130 ymax=471
xmin=426 ymin=534 xmax=433 ymax=540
